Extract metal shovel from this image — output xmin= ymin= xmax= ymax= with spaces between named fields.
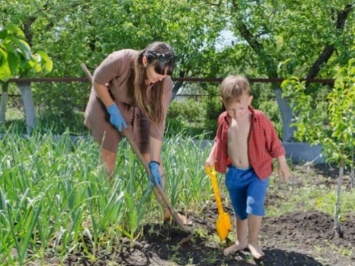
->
xmin=205 ymin=165 xmax=231 ymax=241
xmin=80 ymin=63 xmax=191 ymax=234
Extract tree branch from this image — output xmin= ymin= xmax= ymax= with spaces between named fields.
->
xmin=305 ymin=4 xmax=354 ymax=83
xmin=207 ymin=0 xmax=222 ymax=6
xmin=171 ymin=70 xmax=185 ymax=101
xmin=236 ymin=22 xmax=277 ymax=79
xmin=23 ymin=17 xmax=36 ymax=46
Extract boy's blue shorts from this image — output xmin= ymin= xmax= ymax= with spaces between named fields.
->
xmin=225 ymin=165 xmax=269 ymax=220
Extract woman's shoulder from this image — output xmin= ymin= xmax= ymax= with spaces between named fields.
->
xmin=162 ymin=75 xmax=173 ymax=87
xmin=109 ymin=49 xmax=139 ymax=61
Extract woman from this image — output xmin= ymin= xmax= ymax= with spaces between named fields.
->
xmin=84 ymin=41 xmax=179 ymax=222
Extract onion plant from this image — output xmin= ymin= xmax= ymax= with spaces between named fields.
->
xmin=0 ymin=131 xmax=213 ymax=265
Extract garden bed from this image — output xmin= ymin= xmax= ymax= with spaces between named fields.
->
xmin=59 ymin=164 xmax=355 ymax=266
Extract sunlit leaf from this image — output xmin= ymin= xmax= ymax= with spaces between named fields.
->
xmin=7 ymin=52 xmax=19 ymax=75
xmin=5 ymin=23 xmax=25 ymax=38
xmin=0 ymin=29 xmax=8 ymax=39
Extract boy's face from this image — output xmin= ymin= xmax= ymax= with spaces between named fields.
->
xmin=222 ymin=93 xmax=253 ymax=120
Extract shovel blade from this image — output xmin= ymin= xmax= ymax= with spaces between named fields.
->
xmin=216 ymin=212 xmax=231 ymax=241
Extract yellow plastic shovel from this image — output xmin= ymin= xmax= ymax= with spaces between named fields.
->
xmin=205 ymin=165 xmax=231 ymax=241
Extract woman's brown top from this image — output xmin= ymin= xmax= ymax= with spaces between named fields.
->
xmin=84 ymin=49 xmax=173 ymax=141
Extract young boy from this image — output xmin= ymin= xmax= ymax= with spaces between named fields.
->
xmin=205 ymin=75 xmax=290 ymax=259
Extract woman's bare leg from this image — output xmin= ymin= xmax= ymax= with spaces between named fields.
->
xmin=101 ymin=148 xmax=117 ymax=182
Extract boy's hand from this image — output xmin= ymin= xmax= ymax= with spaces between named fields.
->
xmin=277 ymin=156 xmax=290 ymax=182
xmin=204 ymin=158 xmax=215 ymax=171
xmin=278 ymin=164 xmax=290 ymax=182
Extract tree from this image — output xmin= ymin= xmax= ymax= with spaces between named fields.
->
xmin=281 ymin=55 xmax=355 ymax=235
xmin=0 ymin=23 xmax=52 ymax=133
xmin=207 ymin=0 xmax=355 ymax=141
xmin=1 ymin=0 xmax=226 ymax=127
xmin=1 ymin=0 xmax=354 ymax=139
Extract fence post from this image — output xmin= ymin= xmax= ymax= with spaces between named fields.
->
xmin=0 ymin=82 xmax=9 ymax=124
xmin=18 ymin=82 xmax=36 ymax=135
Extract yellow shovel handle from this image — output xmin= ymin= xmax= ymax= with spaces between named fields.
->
xmin=205 ymin=166 xmax=224 ymax=215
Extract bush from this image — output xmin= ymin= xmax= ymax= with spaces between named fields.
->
xmin=36 ymin=111 xmax=88 ymax=135
xmin=166 ymin=94 xmax=283 ymax=140
xmin=258 ymin=100 xmax=282 ymax=138
xmin=166 ymin=99 xmax=208 ymax=138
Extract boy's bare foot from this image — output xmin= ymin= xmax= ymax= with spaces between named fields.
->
xmin=223 ymin=241 xmax=248 ymax=256
xmin=248 ymin=243 xmax=264 ymax=259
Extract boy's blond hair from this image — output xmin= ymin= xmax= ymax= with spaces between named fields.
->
xmin=219 ymin=75 xmax=251 ymax=103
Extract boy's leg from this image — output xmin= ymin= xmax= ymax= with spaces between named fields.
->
xmin=246 ymin=172 xmax=269 ymax=259
xmin=223 ymin=218 xmax=248 ymax=256
xmin=248 ymin=214 xmax=264 ymax=259
xmin=224 ymin=166 xmax=250 ymax=256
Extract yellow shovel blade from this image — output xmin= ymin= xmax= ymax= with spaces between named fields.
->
xmin=205 ymin=166 xmax=232 ymax=241
xmin=216 ymin=212 xmax=232 ymax=241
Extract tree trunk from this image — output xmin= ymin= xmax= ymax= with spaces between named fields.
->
xmin=171 ymin=71 xmax=185 ymax=102
xmin=171 ymin=81 xmax=183 ymax=102
xmin=18 ymin=82 xmax=36 ymax=135
xmin=0 ymin=83 xmax=9 ymax=124
xmin=274 ymin=88 xmax=296 ymax=142
xmin=351 ymin=151 xmax=354 ymax=189
xmin=334 ymin=159 xmax=344 ymax=237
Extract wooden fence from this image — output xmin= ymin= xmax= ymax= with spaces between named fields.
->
xmin=3 ymin=76 xmax=335 ymax=98
xmin=6 ymin=76 xmax=335 ymax=84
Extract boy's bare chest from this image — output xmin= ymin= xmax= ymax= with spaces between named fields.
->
xmin=228 ymin=119 xmax=250 ymax=141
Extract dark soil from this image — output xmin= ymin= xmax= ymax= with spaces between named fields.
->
xmin=65 ymin=164 xmax=355 ymax=266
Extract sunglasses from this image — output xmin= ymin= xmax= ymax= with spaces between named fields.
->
xmin=146 ymin=51 xmax=174 ymax=63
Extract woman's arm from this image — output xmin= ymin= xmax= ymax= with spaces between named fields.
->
xmin=93 ymin=82 xmax=114 ymax=107
xmin=149 ymin=136 xmax=162 ymax=163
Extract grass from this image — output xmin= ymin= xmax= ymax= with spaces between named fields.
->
xmin=266 ymin=165 xmax=355 ymax=218
xmin=0 ymin=130 xmax=354 ymax=265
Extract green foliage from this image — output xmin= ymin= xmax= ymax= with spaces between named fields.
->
xmin=1 ymin=0 xmax=355 ymax=138
xmin=258 ymin=100 xmax=283 ymax=138
xmin=0 ymin=131 xmax=212 ymax=264
xmin=0 ymin=23 xmax=52 ymax=81
xmin=166 ymin=98 xmax=207 ymax=137
xmin=167 ymin=91 xmax=283 ymax=140
xmin=202 ymin=87 xmax=222 ymax=138
xmin=281 ymin=56 xmax=355 ymax=166
xmin=36 ymin=111 xmax=88 ymax=135
xmin=33 ymin=82 xmax=89 ymax=135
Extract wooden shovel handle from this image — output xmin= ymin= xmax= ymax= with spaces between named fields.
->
xmin=80 ymin=63 xmax=190 ymax=232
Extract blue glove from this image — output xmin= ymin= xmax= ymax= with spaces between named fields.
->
xmin=148 ymin=161 xmax=162 ymax=187
xmin=106 ymin=104 xmax=127 ymax=132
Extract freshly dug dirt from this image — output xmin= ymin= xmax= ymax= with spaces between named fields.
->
xmin=65 ymin=164 xmax=355 ymax=266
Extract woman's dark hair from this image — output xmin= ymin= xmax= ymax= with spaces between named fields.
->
xmin=134 ymin=42 xmax=176 ymax=124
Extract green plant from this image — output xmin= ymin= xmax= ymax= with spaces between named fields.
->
xmin=281 ymin=56 xmax=355 ymax=233
xmin=166 ymin=99 xmax=208 ymax=138
xmin=0 ymin=130 xmax=215 ymax=264
xmin=0 ymin=24 xmax=52 ymax=82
